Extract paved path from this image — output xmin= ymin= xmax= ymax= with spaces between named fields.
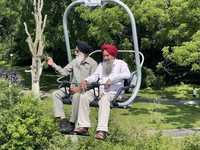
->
xmin=1 ymin=68 xmax=200 ymax=138
xmin=0 ymin=69 xmax=22 ymax=79
xmin=147 ymin=128 xmax=200 ymax=138
xmin=134 ymin=98 xmax=198 ymax=105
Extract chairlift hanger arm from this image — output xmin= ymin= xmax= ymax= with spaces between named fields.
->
xmin=63 ymin=0 xmax=142 ymax=107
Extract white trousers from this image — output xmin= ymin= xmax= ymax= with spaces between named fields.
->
xmin=52 ymin=87 xmax=80 ymax=123
xmin=78 ymin=89 xmax=115 ymax=132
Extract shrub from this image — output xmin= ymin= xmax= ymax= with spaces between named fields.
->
xmin=182 ymin=132 xmax=200 ymax=150
xmin=0 ymin=80 xmax=65 ymax=149
xmin=153 ymin=75 xmax=165 ymax=90
xmin=141 ymin=67 xmax=156 ymax=88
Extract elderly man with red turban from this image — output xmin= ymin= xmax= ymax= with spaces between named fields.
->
xmin=74 ymin=44 xmax=131 ymax=140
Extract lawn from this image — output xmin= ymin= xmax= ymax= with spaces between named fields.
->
xmin=2 ymin=62 xmax=200 ymax=131
xmin=125 ymin=84 xmax=199 ymax=100
xmin=42 ymin=97 xmax=200 ymax=131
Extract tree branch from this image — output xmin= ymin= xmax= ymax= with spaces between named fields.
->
xmin=33 ymin=0 xmax=36 ymax=15
xmin=24 ymin=22 xmax=36 ymax=58
xmin=24 ymin=22 xmax=32 ymax=43
xmin=41 ymin=15 xmax=47 ymax=34
xmin=40 ymin=0 xmax=44 ymax=12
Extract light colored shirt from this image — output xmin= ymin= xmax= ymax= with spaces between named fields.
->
xmin=13 ymin=75 xmax=18 ymax=81
xmin=53 ymin=57 xmax=98 ymax=87
xmin=85 ymin=58 xmax=131 ymax=97
xmin=193 ymin=89 xmax=197 ymax=95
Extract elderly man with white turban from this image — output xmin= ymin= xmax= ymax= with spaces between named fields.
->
xmin=74 ymin=44 xmax=131 ymax=140
xmin=46 ymin=40 xmax=98 ymax=134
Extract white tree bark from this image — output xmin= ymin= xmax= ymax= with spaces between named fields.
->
xmin=24 ymin=0 xmax=47 ymax=101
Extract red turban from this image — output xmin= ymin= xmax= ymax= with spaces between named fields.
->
xmin=101 ymin=44 xmax=118 ymax=57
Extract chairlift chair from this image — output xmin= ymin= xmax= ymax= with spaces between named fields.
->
xmin=57 ymin=0 xmax=143 ymax=109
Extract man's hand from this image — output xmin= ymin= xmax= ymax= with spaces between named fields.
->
xmin=80 ymin=80 xmax=87 ymax=92
xmin=104 ymin=79 xmax=111 ymax=89
xmin=70 ymin=87 xmax=80 ymax=95
xmin=46 ymin=57 xmax=55 ymax=67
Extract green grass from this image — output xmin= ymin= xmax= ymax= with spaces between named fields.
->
xmin=42 ymin=98 xmax=200 ymax=130
xmin=125 ymin=84 xmax=199 ymax=100
xmin=136 ymin=91 xmax=195 ymax=100
xmin=2 ymin=62 xmax=200 ymax=131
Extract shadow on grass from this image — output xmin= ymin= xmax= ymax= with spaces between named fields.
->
xmin=13 ymin=66 xmax=69 ymax=93
xmin=40 ymin=72 xmax=61 ymax=92
xmin=136 ymin=91 xmax=194 ymax=100
xmin=158 ymin=104 xmax=200 ymax=128
xmin=127 ymin=107 xmax=150 ymax=115
xmin=128 ymin=103 xmax=200 ymax=129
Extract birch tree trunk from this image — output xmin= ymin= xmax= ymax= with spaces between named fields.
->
xmin=24 ymin=0 xmax=47 ymax=101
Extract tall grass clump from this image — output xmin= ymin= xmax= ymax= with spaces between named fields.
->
xmin=0 ymin=80 xmax=71 ymax=149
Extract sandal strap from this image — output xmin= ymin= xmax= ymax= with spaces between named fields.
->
xmin=96 ymin=131 xmax=106 ymax=140
xmin=97 ymin=133 xmax=105 ymax=138
xmin=74 ymin=127 xmax=88 ymax=133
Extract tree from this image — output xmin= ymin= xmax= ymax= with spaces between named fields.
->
xmin=0 ymin=0 xmax=21 ymax=62
xmin=157 ymin=0 xmax=200 ymax=75
xmin=24 ymin=0 xmax=47 ymax=99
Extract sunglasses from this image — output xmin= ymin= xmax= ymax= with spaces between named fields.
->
xmin=75 ymin=49 xmax=80 ymax=53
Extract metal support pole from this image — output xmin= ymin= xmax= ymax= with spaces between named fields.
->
xmin=11 ymin=34 xmax=12 ymax=70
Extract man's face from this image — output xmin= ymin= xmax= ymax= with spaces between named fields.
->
xmin=75 ymin=46 xmax=81 ymax=55
xmin=102 ymin=50 xmax=114 ymax=75
xmin=103 ymin=50 xmax=114 ymax=62
xmin=75 ymin=46 xmax=85 ymax=68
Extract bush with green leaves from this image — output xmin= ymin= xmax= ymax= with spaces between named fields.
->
xmin=141 ymin=67 xmax=156 ymax=88
xmin=181 ymin=132 xmax=200 ymax=150
xmin=153 ymin=75 xmax=165 ymax=90
xmin=2 ymin=80 xmax=200 ymax=149
xmin=0 ymin=80 xmax=70 ymax=150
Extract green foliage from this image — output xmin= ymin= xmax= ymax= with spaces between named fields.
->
xmin=182 ymin=132 xmax=200 ymax=150
xmin=153 ymin=75 xmax=165 ymax=90
xmin=1 ymin=0 xmax=200 ymax=86
xmin=141 ymin=67 xmax=156 ymax=88
xmin=72 ymin=103 xmax=179 ymax=149
xmin=162 ymin=30 xmax=200 ymax=71
xmin=0 ymin=80 xmax=65 ymax=149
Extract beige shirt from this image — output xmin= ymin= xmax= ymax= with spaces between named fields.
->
xmin=53 ymin=57 xmax=98 ymax=86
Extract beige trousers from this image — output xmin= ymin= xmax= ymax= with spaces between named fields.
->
xmin=52 ymin=87 xmax=80 ymax=123
xmin=78 ymin=89 xmax=115 ymax=132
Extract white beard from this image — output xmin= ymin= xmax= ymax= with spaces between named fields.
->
xmin=75 ymin=53 xmax=85 ymax=68
xmin=102 ymin=58 xmax=114 ymax=75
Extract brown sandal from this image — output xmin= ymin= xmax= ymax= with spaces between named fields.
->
xmin=96 ymin=131 xmax=106 ymax=140
xmin=73 ymin=127 xmax=88 ymax=134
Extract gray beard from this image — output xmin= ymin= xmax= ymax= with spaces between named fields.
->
xmin=102 ymin=58 xmax=114 ymax=75
xmin=75 ymin=53 xmax=85 ymax=68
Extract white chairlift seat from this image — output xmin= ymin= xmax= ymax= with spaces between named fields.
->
xmin=57 ymin=0 xmax=143 ymax=109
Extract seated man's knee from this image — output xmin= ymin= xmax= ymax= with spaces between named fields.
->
xmin=52 ymin=90 xmax=57 ymax=98
xmin=52 ymin=89 xmax=63 ymax=100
